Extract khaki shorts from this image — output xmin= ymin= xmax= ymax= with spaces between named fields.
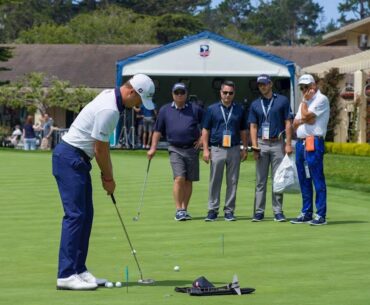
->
xmin=168 ymin=145 xmax=199 ymax=181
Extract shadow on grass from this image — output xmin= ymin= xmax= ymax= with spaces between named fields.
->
xmin=123 ymin=280 xmax=225 ymax=287
xmin=190 ymin=216 xmax=253 ymax=221
xmin=327 ymin=220 xmax=369 ymax=225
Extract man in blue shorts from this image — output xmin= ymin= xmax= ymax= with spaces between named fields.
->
xmin=147 ymin=83 xmax=204 ymax=221
xmin=52 ymin=74 xmax=155 ymax=290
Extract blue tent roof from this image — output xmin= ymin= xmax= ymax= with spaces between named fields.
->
xmin=116 ymin=31 xmax=296 ymax=86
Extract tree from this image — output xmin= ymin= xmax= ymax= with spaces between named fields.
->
xmin=338 ymin=0 xmax=370 ymax=24
xmin=245 ymin=0 xmax=323 ymax=45
xmin=109 ymin=0 xmax=211 ymax=15
xmin=155 ymin=14 xmax=204 ymax=44
xmin=0 ymin=46 xmax=12 ymax=86
xmin=0 ymin=72 xmax=96 ymax=114
xmin=17 ymin=23 xmax=77 ymax=44
xmin=0 ymin=0 xmax=80 ymax=42
xmin=318 ymin=68 xmax=344 ymax=142
xmin=217 ymin=0 xmax=254 ymax=29
xmin=17 ymin=6 xmax=157 ymax=44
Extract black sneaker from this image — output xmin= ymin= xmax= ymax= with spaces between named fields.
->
xmin=290 ymin=213 xmax=313 ymax=224
xmin=309 ymin=215 xmax=327 ymax=226
xmin=224 ymin=212 xmax=236 ymax=221
xmin=174 ymin=210 xmax=186 ymax=221
xmin=252 ymin=213 xmax=264 ymax=222
xmin=205 ymin=210 xmax=218 ymax=222
xmin=274 ymin=213 xmax=287 ymax=222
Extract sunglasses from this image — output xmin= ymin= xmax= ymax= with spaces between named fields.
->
xmin=174 ymin=90 xmax=186 ymax=96
xmin=299 ymin=85 xmax=310 ymax=91
xmin=222 ymin=91 xmax=234 ymax=96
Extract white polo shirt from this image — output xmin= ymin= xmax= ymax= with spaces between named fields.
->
xmin=63 ymin=89 xmax=120 ymax=158
xmin=295 ymin=90 xmax=329 ymax=139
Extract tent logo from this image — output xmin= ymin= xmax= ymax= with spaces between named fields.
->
xmin=200 ymin=44 xmax=210 ymax=57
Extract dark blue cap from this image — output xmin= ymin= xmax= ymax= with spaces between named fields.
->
xmin=172 ymin=83 xmax=187 ymax=92
xmin=257 ymin=74 xmax=272 ymax=84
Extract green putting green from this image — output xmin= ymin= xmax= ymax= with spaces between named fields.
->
xmin=0 ymin=149 xmax=369 ymax=305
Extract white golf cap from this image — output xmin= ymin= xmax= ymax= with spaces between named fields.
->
xmin=129 ymin=74 xmax=155 ymax=110
xmin=298 ymin=74 xmax=315 ymax=85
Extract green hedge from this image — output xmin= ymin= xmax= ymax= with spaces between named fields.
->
xmin=325 ymin=142 xmax=370 ymax=156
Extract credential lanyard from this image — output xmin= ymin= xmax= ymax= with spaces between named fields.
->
xmin=260 ymin=97 xmax=274 ymax=122
xmin=220 ymin=105 xmax=233 ymax=130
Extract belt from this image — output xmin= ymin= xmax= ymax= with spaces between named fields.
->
xmin=61 ymin=140 xmax=91 ymax=162
xmin=171 ymin=143 xmax=194 ymax=149
xmin=258 ymin=137 xmax=281 ymax=142
xmin=211 ymin=144 xmax=239 ymax=148
xmin=297 ymin=136 xmax=324 ymax=141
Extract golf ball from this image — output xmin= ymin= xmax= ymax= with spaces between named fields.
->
xmin=174 ymin=265 xmax=180 ymax=272
xmin=105 ymin=282 xmax=114 ymax=288
xmin=132 ymin=249 xmax=137 ymax=254
xmin=115 ymin=281 xmax=122 ymax=288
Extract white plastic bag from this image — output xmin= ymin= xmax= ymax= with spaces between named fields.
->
xmin=273 ymin=154 xmax=300 ymax=194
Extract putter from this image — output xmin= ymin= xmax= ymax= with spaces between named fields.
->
xmin=110 ymin=194 xmax=155 ymax=285
xmin=133 ymin=159 xmax=151 ymax=221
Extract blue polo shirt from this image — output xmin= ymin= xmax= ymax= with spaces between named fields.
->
xmin=202 ymin=101 xmax=247 ymax=146
xmin=248 ymin=93 xmax=291 ymax=138
xmin=154 ymin=102 xmax=204 ymax=147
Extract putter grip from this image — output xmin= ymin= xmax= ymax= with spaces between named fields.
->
xmin=111 ymin=194 xmax=116 ymax=204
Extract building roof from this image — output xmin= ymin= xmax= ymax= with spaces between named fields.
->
xmin=0 ymin=44 xmax=157 ymax=88
xmin=257 ymin=46 xmax=362 ymax=68
xmin=0 ymin=43 xmax=362 ymax=88
xmin=303 ymin=49 xmax=370 ymax=75
xmin=321 ymin=16 xmax=370 ymax=46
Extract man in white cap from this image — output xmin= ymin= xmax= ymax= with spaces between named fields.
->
xmin=52 ymin=74 xmax=155 ymax=290
xmin=290 ymin=74 xmax=329 ymax=226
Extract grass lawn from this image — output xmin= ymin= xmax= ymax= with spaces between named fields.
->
xmin=0 ymin=149 xmax=369 ymax=305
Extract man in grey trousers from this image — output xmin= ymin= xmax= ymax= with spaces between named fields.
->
xmin=248 ymin=74 xmax=293 ymax=222
xmin=202 ymin=80 xmax=248 ymax=221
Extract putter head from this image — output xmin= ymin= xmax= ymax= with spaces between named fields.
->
xmin=138 ymin=278 xmax=155 ymax=285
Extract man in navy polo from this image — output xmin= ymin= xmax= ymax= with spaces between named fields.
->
xmin=147 ymin=83 xmax=204 ymax=221
xmin=248 ymin=74 xmax=292 ymax=222
xmin=202 ymin=80 xmax=248 ymax=221
xmin=53 ymin=74 xmax=155 ymax=290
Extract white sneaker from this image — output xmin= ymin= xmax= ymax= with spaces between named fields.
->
xmin=79 ymin=271 xmax=107 ymax=286
xmin=57 ymin=274 xmax=98 ymax=290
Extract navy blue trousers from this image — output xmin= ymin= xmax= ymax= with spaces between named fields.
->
xmin=52 ymin=143 xmax=93 ymax=278
xmin=295 ymin=137 xmax=327 ymax=218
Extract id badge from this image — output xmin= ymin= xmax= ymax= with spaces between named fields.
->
xmin=222 ymin=130 xmax=232 ymax=147
xmin=262 ymin=122 xmax=270 ymax=140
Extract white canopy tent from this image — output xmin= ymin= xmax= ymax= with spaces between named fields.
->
xmin=114 ymin=31 xmax=298 ymax=147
